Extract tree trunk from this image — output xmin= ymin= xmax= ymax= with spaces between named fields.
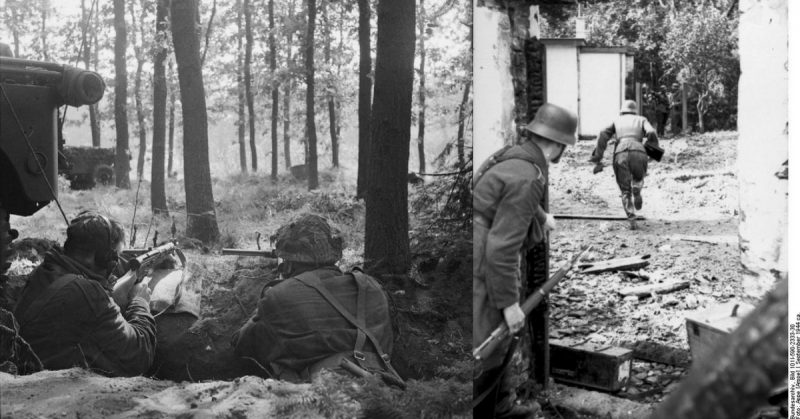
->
xmin=113 ymin=0 xmax=131 ymax=188
xmin=283 ymin=0 xmax=295 ymax=170
xmin=81 ymin=0 xmax=101 ymax=147
xmin=200 ymin=0 xmax=217 ymax=66
xmin=168 ymin=59 xmax=176 ymax=178
xmin=649 ymin=278 xmax=788 ymax=419
xmin=455 ymin=13 xmax=472 ymax=169
xmin=456 ymin=80 xmax=470 ymax=168
xmin=681 ymin=82 xmax=688 ymax=133
xmin=134 ymin=59 xmax=147 ymax=178
xmin=11 ymin=6 xmax=20 ymax=58
xmin=323 ymin=0 xmax=338 ymax=168
xmin=305 ymin=0 xmax=319 ymax=190
xmin=237 ymin=0 xmax=247 ymax=173
xmin=364 ymin=0 xmax=415 ymax=274
xmin=416 ymin=0 xmax=426 ymax=174
xmin=355 ymin=0 xmax=372 ymax=199
xmin=40 ymin=4 xmax=48 ymax=61
xmin=244 ymin=0 xmax=257 ymax=171
xmin=151 ymin=0 xmax=169 ymax=215
xmin=170 ymin=0 xmax=220 ymax=243
xmin=269 ymin=0 xmax=279 ymax=180
xmin=130 ymin=1 xmax=148 ymax=179
xmin=696 ymin=91 xmax=707 ymax=133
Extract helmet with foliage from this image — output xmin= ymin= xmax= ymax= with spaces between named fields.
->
xmin=272 ymin=214 xmax=343 ymax=265
xmin=524 ymin=103 xmax=578 ymax=146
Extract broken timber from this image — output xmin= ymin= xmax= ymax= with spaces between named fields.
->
xmin=620 ymin=340 xmax=691 ymax=368
xmin=618 ymin=280 xmax=690 ymax=298
xmin=672 ymin=235 xmax=738 ymax=245
xmin=554 ymin=214 xmax=645 ymax=221
xmin=578 ymin=254 xmax=651 ymax=274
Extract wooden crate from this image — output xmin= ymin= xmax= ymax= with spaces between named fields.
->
xmin=550 ymin=339 xmax=633 ymax=392
xmin=685 ymin=302 xmax=754 ymax=364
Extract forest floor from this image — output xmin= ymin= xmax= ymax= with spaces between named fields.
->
xmin=1 ymin=169 xmax=472 ymax=418
xmin=532 ymin=131 xmax=747 ymax=418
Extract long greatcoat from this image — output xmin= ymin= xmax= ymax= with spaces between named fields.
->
xmin=473 ymin=140 xmax=549 ymax=370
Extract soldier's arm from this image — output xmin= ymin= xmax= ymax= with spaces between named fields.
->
xmin=590 ymin=123 xmax=616 ymax=163
xmin=642 ymin=118 xmax=660 ymax=148
xmin=483 ymin=167 xmax=542 ymax=310
xmin=79 ymin=280 xmax=156 ymax=377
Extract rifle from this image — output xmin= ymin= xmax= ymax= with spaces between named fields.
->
xmin=112 ymin=242 xmax=186 ymax=310
xmin=472 ymin=245 xmax=593 ymax=361
xmin=221 ymin=248 xmax=277 ymax=258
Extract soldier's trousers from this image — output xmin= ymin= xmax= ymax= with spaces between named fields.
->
xmin=613 ymin=150 xmax=648 ymax=217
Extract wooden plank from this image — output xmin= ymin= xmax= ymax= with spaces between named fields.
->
xmin=672 ymin=235 xmax=738 ymax=245
xmin=578 ymin=254 xmax=651 ymax=274
xmin=618 ymin=280 xmax=690 ymax=297
xmin=554 ymin=214 xmax=646 ymax=221
xmin=620 ymin=340 xmax=691 ymax=367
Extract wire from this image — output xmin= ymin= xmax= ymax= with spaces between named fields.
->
xmin=0 ymin=83 xmax=70 ymax=227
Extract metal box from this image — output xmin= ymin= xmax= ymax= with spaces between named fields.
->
xmin=685 ymin=302 xmax=754 ymax=364
xmin=550 ymin=339 xmax=633 ymax=392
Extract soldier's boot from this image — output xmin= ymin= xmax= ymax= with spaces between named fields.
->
xmin=621 ymin=193 xmax=635 ymax=218
xmin=632 ymin=181 xmax=644 ymax=210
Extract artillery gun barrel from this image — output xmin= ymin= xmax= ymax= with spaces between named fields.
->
xmin=0 ymin=57 xmax=105 ymax=106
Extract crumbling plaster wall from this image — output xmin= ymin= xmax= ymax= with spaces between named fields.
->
xmin=474 ymin=3 xmax=516 ymax=166
xmin=737 ymin=0 xmax=788 ymax=297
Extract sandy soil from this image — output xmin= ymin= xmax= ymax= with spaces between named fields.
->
xmin=0 ymin=368 xmax=359 ymax=418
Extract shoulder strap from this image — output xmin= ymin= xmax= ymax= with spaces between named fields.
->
xmin=473 ymin=145 xmax=513 ymax=188
xmin=473 ymin=145 xmax=545 ymax=189
xmin=293 ymin=271 xmax=396 ymax=374
xmin=17 ymin=275 xmax=80 ymax=324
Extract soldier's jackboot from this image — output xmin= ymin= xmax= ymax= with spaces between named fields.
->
xmin=620 ymin=193 xmax=635 ymax=218
xmin=632 ymin=181 xmax=644 ymax=210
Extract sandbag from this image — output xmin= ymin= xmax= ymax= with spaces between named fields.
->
xmin=147 ymin=268 xmax=199 ymax=317
xmin=234 ymin=269 xmax=394 ymax=379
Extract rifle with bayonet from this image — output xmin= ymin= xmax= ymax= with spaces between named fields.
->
xmin=473 ymin=245 xmax=593 ymax=361
xmin=112 ymin=242 xmax=186 ymax=310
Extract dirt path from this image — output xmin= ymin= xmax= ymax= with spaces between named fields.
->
xmin=544 ymin=132 xmax=742 ymax=409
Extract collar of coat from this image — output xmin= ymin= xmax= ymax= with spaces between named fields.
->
xmin=42 ymin=248 xmax=109 ymax=286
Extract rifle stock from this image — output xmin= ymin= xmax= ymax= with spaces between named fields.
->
xmin=472 ymin=245 xmax=592 ymax=361
xmin=112 ymin=242 xmax=185 ymax=309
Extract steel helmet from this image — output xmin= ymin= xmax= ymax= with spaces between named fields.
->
xmin=272 ymin=214 xmax=343 ymax=264
xmin=524 ymin=103 xmax=578 ymax=146
xmin=620 ymin=100 xmax=638 ymax=114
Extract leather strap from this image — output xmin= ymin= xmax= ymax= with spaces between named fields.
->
xmin=293 ymin=271 xmax=396 ymax=374
xmin=353 ymin=272 xmax=368 ymax=367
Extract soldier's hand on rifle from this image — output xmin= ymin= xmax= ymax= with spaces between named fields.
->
xmin=543 ymin=213 xmax=557 ymax=233
xmin=129 ymin=282 xmax=151 ymax=303
xmin=503 ymin=302 xmax=526 ymax=334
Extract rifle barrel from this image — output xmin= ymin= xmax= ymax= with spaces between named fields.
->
xmin=221 ymin=249 xmax=276 ymax=258
xmin=473 ymin=245 xmax=592 ymax=361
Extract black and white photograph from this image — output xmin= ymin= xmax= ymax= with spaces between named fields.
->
xmin=0 ymin=0 xmax=474 ymax=417
xmin=472 ymin=0 xmax=790 ymax=418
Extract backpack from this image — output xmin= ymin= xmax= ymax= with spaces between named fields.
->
xmin=237 ymin=269 xmax=402 ymax=385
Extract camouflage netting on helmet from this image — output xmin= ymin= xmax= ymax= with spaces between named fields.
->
xmin=271 ymin=214 xmax=343 ymax=265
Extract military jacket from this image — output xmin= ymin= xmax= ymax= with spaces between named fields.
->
xmin=14 ymin=250 xmax=156 ymax=377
